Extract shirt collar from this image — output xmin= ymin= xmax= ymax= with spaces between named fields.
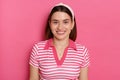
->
xmin=44 ymin=38 xmax=76 ymax=50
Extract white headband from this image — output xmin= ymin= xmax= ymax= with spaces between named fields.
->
xmin=54 ymin=3 xmax=74 ymax=20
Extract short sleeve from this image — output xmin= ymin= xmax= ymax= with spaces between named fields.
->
xmin=81 ymin=47 xmax=90 ymax=68
xmin=29 ymin=44 xmax=39 ymax=68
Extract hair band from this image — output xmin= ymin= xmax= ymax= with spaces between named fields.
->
xmin=54 ymin=3 xmax=74 ymax=20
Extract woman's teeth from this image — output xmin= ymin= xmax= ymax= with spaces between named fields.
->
xmin=56 ymin=31 xmax=65 ymax=34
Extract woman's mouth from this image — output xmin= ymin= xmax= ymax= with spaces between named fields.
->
xmin=56 ymin=31 xmax=65 ymax=35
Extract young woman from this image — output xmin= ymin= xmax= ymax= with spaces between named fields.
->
xmin=29 ymin=3 xmax=90 ymax=80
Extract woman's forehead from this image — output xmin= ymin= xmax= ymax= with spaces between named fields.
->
xmin=51 ymin=12 xmax=71 ymax=20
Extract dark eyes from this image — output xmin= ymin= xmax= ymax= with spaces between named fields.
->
xmin=52 ymin=21 xmax=69 ymax=24
xmin=64 ymin=21 xmax=69 ymax=24
xmin=53 ymin=21 xmax=58 ymax=24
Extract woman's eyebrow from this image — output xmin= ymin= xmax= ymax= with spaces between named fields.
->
xmin=51 ymin=19 xmax=58 ymax=21
xmin=51 ymin=19 xmax=70 ymax=21
xmin=63 ymin=19 xmax=70 ymax=21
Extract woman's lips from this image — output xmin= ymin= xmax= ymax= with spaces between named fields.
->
xmin=56 ymin=31 xmax=66 ymax=35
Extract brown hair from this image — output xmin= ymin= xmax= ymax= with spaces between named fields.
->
xmin=45 ymin=5 xmax=77 ymax=41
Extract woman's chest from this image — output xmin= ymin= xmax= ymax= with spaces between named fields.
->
xmin=37 ymin=49 xmax=81 ymax=78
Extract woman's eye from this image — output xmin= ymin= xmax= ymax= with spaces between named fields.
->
xmin=64 ymin=21 xmax=69 ymax=24
xmin=52 ymin=21 xmax=57 ymax=24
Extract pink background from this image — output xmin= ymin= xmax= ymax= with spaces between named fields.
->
xmin=0 ymin=0 xmax=120 ymax=80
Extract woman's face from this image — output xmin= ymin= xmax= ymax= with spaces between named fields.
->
xmin=49 ymin=12 xmax=74 ymax=40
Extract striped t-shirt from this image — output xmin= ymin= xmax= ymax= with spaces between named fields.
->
xmin=29 ymin=38 xmax=90 ymax=80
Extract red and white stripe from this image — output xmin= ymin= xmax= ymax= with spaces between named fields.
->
xmin=29 ymin=39 xmax=90 ymax=80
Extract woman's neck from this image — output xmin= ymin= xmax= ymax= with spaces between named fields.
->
xmin=52 ymin=38 xmax=69 ymax=48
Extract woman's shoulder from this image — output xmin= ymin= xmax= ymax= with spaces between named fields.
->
xmin=75 ymin=41 xmax=86 ymax=48
xmin=75 ymin=41 xmax=89 ymax=56
xmin=36 ymin=40 xmax=48 ymax=45
xmin=32 ymin=40 xmax=48 ymax=49
xmin=74 ymin=41 xmax=88 ymax=52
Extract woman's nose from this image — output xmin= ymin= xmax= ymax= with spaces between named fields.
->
xmin=57 ymin=23 xmax=63 ymax=30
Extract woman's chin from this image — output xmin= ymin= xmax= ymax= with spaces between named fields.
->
xmin=54 ymin=36 xmax=69 ymax=41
